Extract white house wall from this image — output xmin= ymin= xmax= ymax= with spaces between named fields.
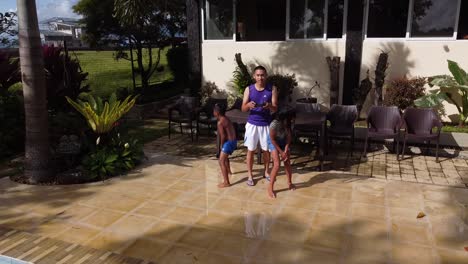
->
xmin=201 ymin=40 xmax=347 ymax=108
xmin=360 ymin=40 xmax=468 ymax=121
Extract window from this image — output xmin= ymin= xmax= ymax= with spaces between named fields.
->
xmin=327 ymin=0 xmax=345 ymax=38
xmin=410 ymin=0 xmax=459 ymax=37
xmin=236 ymin=0 xmax=286 ymax=41
xmin=367 ymin=0 xmax=409 ymax=38
xmin=288 ymin=0 xmax=346 ymax=39
xmin=289 ymin=0 xmax=325 ymax=39
xmin=204 ymin=0 xmax=234 ymax=40
xmin=458 ymin=1 xmax=468 ymax=39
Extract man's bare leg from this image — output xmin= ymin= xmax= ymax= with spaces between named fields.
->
xmin=247 ymin=150 xmax=255 ymax=183
xmin=218 ymin=153 xmax=230 ymax=188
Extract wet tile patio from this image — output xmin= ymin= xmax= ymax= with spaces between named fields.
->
xmin=0 ymin=134 xmax=467 ymax=263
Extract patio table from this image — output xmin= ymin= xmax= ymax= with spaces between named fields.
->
xmin=293 ymin=111 xmax=327 ymax=171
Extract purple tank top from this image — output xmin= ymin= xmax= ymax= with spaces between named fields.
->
xmin=247 ymin=84 xmax=273 ymax=126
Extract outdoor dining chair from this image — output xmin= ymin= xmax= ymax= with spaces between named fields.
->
xmin=401 ymin=107 xmax=442 ymax=162
xmin=196 ymin=98 xmax=228 ymax=141
xmin=326 ymin=104 xmax=358 ymax=156
xmin=168 ymin=96 xmax=199 ymax=141
xmin=362 ymin=106 xmax=403 ymax=159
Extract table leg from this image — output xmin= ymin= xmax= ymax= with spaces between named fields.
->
xmin=320 ymin=122 xmax=325 ymax=171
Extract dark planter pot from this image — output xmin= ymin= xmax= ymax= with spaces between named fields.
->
xmin=296 ymin=97 xmax=317 ymax=104
xmin=296 ymin=97 xmax=320 ymax=112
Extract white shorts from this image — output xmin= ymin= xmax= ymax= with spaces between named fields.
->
xmin=244 ymin=123 xmax=270 ymax=151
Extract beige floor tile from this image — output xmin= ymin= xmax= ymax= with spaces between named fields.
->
xmin=171 ymin=180 xmax=201 ymax=192
xmin=211 ymin=233 xmax=259 ymax=258
xmin=304 ymin=228 xmax=346 ymax=252
xmin=58 ymin=205 xmax=97 ymax=222
xmin=163 ymin=206 xmax=204 ymax=224
xmin=158 ymin=245 xmax=205 ymax=264
xmin=212 ymin=198 xmax=247 ymax=213
xmin=316 ymin=198 xmax=351 ymax=216
xmin=352 ymin=190 xmax=385 ymax=205
xmin=348 ymin=218 xmax=388 ymax=237
xmin=144 ymin=220 xmax=189 ymax=242
xmin=84 ymin=231 xmax=131 ymax=252
xmin=80 ymin=210 xmax=125 ymax=228
xmin=284 ymin=195 xmax=318 ymax=211
xmin=311 ymin=213 xmax=349 ymax=234
xmin=33 ymin=219 xmax=70 ymax=238
xmin=437 ymin=249 xmax=468 ymax=264
xmin=321 ymin=187 xmax=352 ymax=201
xmin=196 ymin=211 xmax=236 ymax=230
xmin=58 ymin=224 xmax=100 ymax=244
xmin=295 ymin=247 xmax=341 ymax=264
xmin=133 ymin=201 xmax=174 ymax=218
xmin=198 ymin=252 xmax=243 ymax=264
xmin=276 ymin=206 xmax=315 ymax=226
xmin=390 ymin=221 xmax=431 ymax=245
xmin=177 ymin=226 xmax=224 ymax=249
xmin=389 ymin=207 xmax=427 ymax=223
xmin=267 ymin=221 xmax=308 ymax=244
xmin=351 ymin=203 xmax=386 ymax=221
xmin=344 ymin=235 xmax=391 ymax=264
xmin=120 ymin=238 xmax=170 ymax=262
xmin=153 ymin=189 xmax=188 ymax=204
xmin=391 ymin=242 xmax=434 ymax=264
xmin=109 ymin=215 xmax=157 ymax=236
xmin=102 ymin=196 xmax=144 ymax=212
xmin=253 ymin=240 xmax=300 ymax=264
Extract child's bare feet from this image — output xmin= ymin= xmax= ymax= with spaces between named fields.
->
xmin=267 ymin=187 xmax=276 ymax=198
xmin=288 ymin=183 xmax=296 ymax=191
xmin=218 ymin=182 xmax=230 ymax=188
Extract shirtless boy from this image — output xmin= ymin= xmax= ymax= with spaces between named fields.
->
xmin=214 ymin=103 xmax=237 ymax=188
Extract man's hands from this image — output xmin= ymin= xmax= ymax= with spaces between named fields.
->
xmin=247 ymin=101 xmax=256 ymax=110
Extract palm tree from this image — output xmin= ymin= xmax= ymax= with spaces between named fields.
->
xmin=17 ymin=0 xmax=51 ymax=183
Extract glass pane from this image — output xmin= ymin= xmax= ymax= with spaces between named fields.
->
xmin=327 ymin=0 xmax=344 ymax=38
xmin=289 ymin=0 xmax=324 ymax=39
xmin=237 ymin=0 xmax=286 ymax=41
xmin=367 ymin=0 xmax=409 ymax=38
xmin=204 ymin=0 xmax=233 ymax=40
xmin=411 ymin=0 xmax=458 ymax=37
xmin=458 ymin=1 xmax=468 ymax=39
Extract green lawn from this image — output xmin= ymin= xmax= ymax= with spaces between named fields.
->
xmin=73 ymin=48 xmax=173 ymax=98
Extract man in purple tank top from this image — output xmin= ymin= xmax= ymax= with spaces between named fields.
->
xmin=241 ymin=66 xmax=278 ymax=186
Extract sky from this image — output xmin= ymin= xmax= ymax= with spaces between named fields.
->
xmin=0 ymin=0 xmax=80 ymax=21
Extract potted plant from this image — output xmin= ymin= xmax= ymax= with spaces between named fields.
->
xmin=267 ymin=73 xmax=298 ymax=107
xmin=296 ymin=81 xmax=320 ymax=113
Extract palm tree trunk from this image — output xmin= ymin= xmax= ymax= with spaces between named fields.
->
xmin=17 ymin=0 xmax=51 ymax=183
xmin=186 ymin=0 xmax=201 ymax=95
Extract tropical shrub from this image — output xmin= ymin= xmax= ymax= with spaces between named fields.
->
xmin=384 ymin=76 xmax=426 ymax=110
xmin=43 ymin=46 xmax=90 ymax=112
xmin=67 ymin=93 xmax=144 ymax=180
xmin=0 ymin=51 xmax=20 ymax=91
xmin=415 ymin=60 xmax=468 ymax=126
xmin=266 ymin=74 xmax=298 ymax=104
xmin=0 ymin=91 xmax=24 ymax=158
xmin=82 ymin=132 xmax=144 ymax=180
xmin=66 ymin=93 xmax=138 ymax=135
xmin=233 ymin=53 xmax=253 ymax=95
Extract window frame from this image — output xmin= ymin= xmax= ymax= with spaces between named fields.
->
xmin=201 ymin=0 xmax=237 ymax=42
xmin=201 ymin=0 xmax=348 ymax=43
xmin=363 ymin=0 xmax=463 ymax=41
